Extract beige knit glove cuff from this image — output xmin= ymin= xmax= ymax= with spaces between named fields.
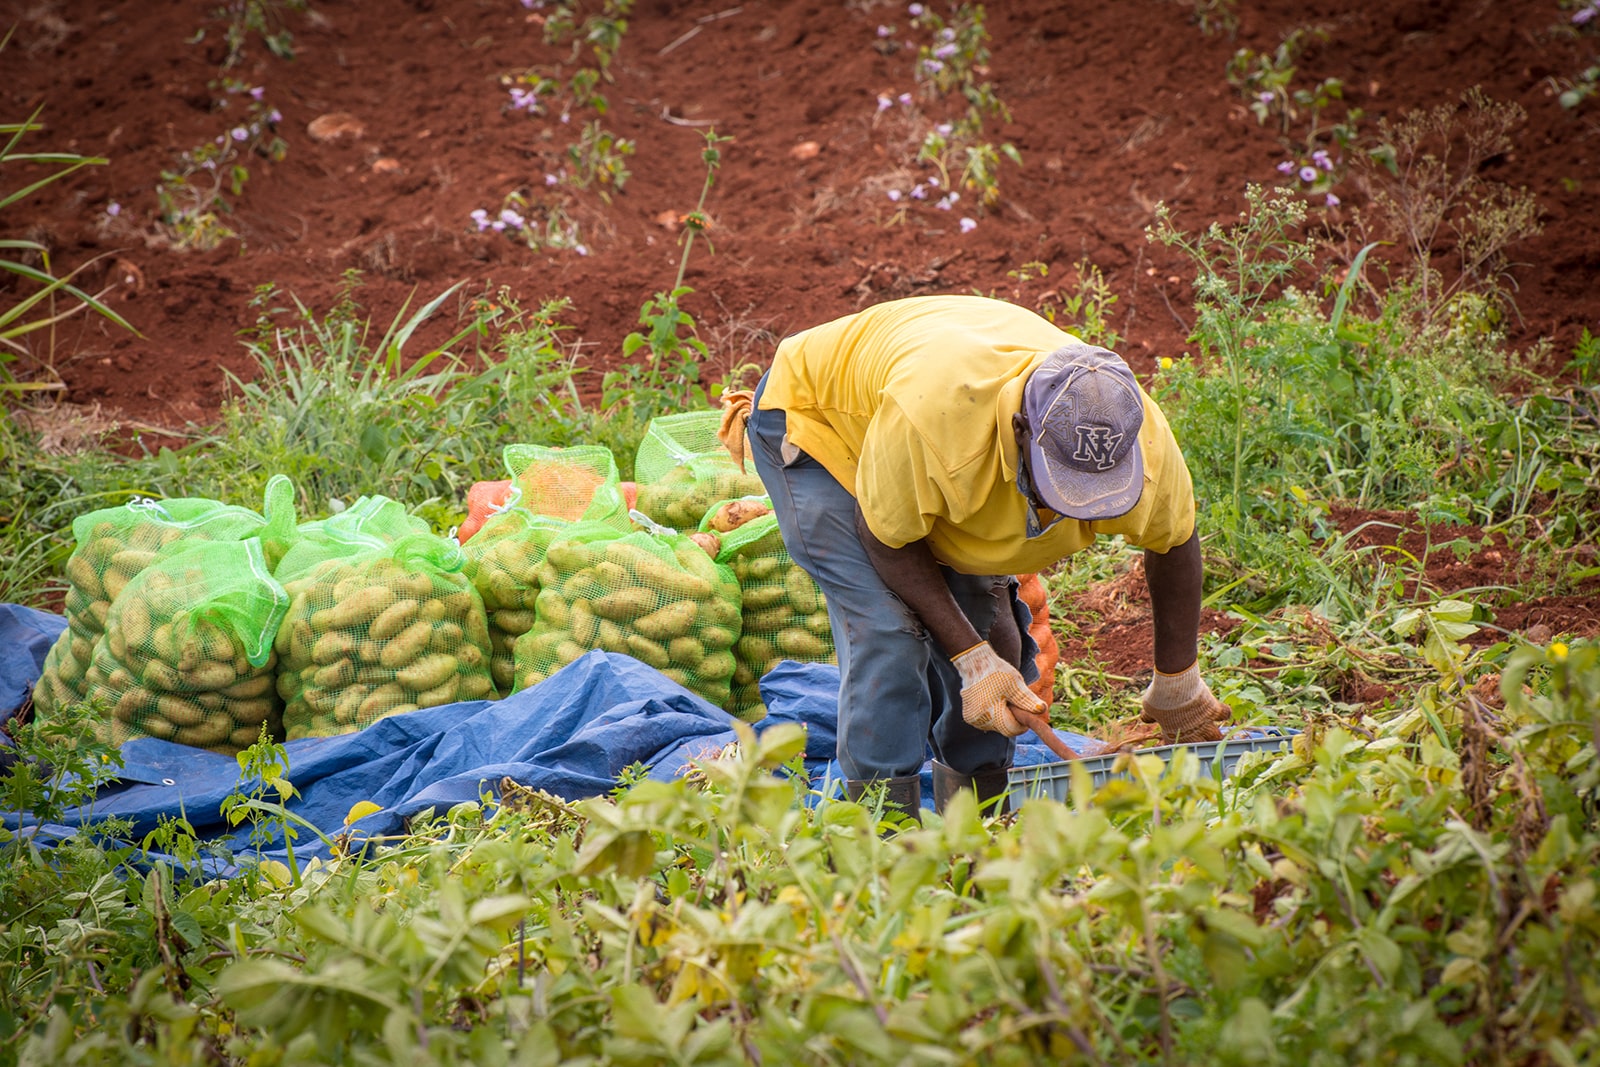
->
xmin=1139 ymin=663 xmax=1231 ymax=744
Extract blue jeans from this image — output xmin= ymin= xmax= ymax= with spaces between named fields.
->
xmin=748 ymin=374 xmax=1038 ymax=780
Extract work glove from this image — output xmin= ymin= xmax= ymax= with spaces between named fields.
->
xmin=1139 ymin=663 xmax=1231 ymax=744
xmin=717 ymin=390 xmax=755 ymax=472
xmin=953 ymin=642 xmax=1044 ymax=738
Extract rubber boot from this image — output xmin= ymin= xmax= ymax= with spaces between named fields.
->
xmin=843 ymin=775 xmax=922 ymax=823
xmin=931 ymin=761 xmax=1013 ymax=816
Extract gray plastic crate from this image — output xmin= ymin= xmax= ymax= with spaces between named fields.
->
xmin=1007 ymin=729 xmax=1298 ymax=803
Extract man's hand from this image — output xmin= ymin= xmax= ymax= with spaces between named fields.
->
xmin=953 ymin=643 xmax=1043 ymax=737
xmin=1139 ymin=663 xmax=1230 ymax=744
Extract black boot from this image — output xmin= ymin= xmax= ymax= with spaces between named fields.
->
xmin=931 ymin=761 xmax=1013 ymax=816
xmin=843 ymin=775 xmax=922 ymax=822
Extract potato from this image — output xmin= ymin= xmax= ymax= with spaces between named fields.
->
xmin=707 ymin=499 xmax=772 ymax=533
xmin=368 ymin=597 xmax=421 ymax=641
xmin=397 ymin=652 xmax=458 ymax=692
xmin=380 ymin=620 xmax=433 ymax=668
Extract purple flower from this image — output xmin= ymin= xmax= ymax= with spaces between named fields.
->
xmin=106 ymin=202 xmax=121 ymax=217
xmin=927 ymin=175 xmax=940 ymax=187
xmin=1276 ymin=160 xmax=1295 ymax=175
xmin=877 ymin=24 xmax=892 ymax=37
xmin=470 ymin=208 xmax=491 ymax=231
xmin=1258 ymin=91 xmax=1273 ymax=105
xmin=887 ymin=189 xmax=903 ymax=202
xmin=1574 ymin=3 xmax=1597 ymax=23
xmin=1312 ymin=149 xmax=1333 ymax=171
xmin=910 ymin=183 xmax=927 ymax=200
xmin=1299 ymin=166 xmax=1318 ymax=183
xmin=935 ymin=194 xmax=955 ymax=210
xmin=509 ymin=87 xmax=538 ymax=111
xmin=897 ymin=92 xmax=913 ymax=107
xmin=938 ymin=27 xmax=955 ymax=42
xmin=908 ymin=2 xmax=925 ymax=14
xmin=933 ymin=42 xmax=957 ymax=59
xmin=490 ymin=220 xmax=507 ymax=232
xmin=575 ymin=244 xmax=589 ymax=256
xmin=500 ymin=208 xmax=525 ymax=228
xmin=231 ymin=126 xmax=249 ymax=142
xmin=1325 ymin=193 xmax=1341 ymax=207
xmin=267 ymin=109 xmax=282 ymax=123
xmin=249 ymin=85 xmax=265 ymax=101
xmin=922 ymin=58 xmax=945 ymax=74
xmin=877 ymin=94 xmax=893 ymax=112
xmin=545 ymin=173 xmax=559 ymax=186
xmin=935 ymin=122 xmax=953 ymax=136
xmin=959 ymin=217 xmax=977 ymax=233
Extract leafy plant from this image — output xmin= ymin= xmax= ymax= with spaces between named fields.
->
xmin=155 ymin=80 xmax=287 ymax=251
xmin=1147 ymin=185 xmax=1314 ymax=559
xmin=604 ymin=129 xmax=732 ymax=418
xmin=205 ymin=0 xmax=307 ymax=67
xmin=1356 ymin=87 xmax=1543 ymax=321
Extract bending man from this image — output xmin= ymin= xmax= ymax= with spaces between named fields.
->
xmin=744 ymin=294 xmax=1228 ymax=815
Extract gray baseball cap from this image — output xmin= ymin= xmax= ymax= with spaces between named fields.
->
xmin=1021 ymin=343 xmax=1145 ymax=520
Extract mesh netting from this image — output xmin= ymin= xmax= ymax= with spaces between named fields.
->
xmin=272 ymin=495 xmax=431 ymax=584
xmin=1016 ymin=572 xmax=1058 ymax=703
xmin=275 ymin=532 xmax=495 ymax=739
xmin=632 ymin=411 xmax=768 ymax=531
xmin=503 ymin=443 xmax=628 ymax=527
xmin=33 ymin=493 xmax=274 ymax=717
xmin=700 ymin=497 xmax=834 ymax=721
xmin=511 ymin=520 xmax=743 ymax=707
xmin=456 ymin=480 xmax=514 ymax=544
xmin=462 ymin=505 xmax=570 ymax=696
xmin=77 ymin=539 xmax=290 ymax=754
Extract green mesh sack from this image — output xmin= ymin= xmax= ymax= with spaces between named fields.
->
xmin=511 ymin=519 xmax=742 ymax=707
xmin=503 ymin=443 xmax=629 ymax=527
xmin=30 ymin=629 xmax=87 ymax=723
xmin=462 ymin=499 xmax=570 ymax=697
xmin=632 ymin=411 xmax=768 ymax=531
xmin=41 ymin=492 xmax=275 ymax=712
xmin=272 ymin=495 xmax=431 ymax=584
xmin=77 ymin=539 xmax=290 ymax=754
xmin=275 ymin=532 xmax=495 ymax=739
xmin=700 ymin=498 xmax=834 ymax=721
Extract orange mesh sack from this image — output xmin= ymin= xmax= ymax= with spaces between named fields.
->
xmin=456 ymin=480 xmax=514 ymax=544
xmin=512 ymin=519 xmax=743 ymax=707
xmin=504 ymin=443 xmax=628 ymax=527
xmin=632 ymin=411 xmax=769 ymax=531
xmin=700 ymin=498 xmax=834 ymax=722
xmin=462 ymin=504 xmax=569 ymax=696
xmin=32 ymin=491 xmax=276 ymax=721
xmin=275 ymin=532 xmax=495 ymax=739
xmin=1016 ymin=573 xmax=1059 ymax=704
xmin=78 ymin=539 xmax=290 ymax=754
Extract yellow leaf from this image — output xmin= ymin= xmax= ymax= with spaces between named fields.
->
xmin=344 ymin=800 xmax=383 ymax=826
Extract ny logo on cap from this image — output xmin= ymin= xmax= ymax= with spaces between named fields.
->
xmin=1072 ymin=425 xmax=1122 ymax=470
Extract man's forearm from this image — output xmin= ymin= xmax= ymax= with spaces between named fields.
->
xmin=1143 ymin=528 xmax=1203 ymax=674
xmin=853 ymin=505 xmax=982 ymax=657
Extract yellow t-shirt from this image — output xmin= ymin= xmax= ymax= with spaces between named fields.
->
xmin=759 ymin=295 xmax=1195 ymax=575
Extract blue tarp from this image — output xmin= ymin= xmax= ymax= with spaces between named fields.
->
xmin=0 ymin=605 xmax=1099 ymax=863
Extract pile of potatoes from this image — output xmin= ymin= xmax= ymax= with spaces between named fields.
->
xmin=32 ymin=499 xmax=269 ymax=720
xmin=275 ymin=544 xmax=495 ymax=739
xmin=79 ymin=540 xmax=287 ymax=754
xmin=513 ymin=523 xmax=743 ymax=707
xmin=703 ymin=499 xmax=834 ymax=720
xmin=634 ymin=462 xmax=770 ymax=532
